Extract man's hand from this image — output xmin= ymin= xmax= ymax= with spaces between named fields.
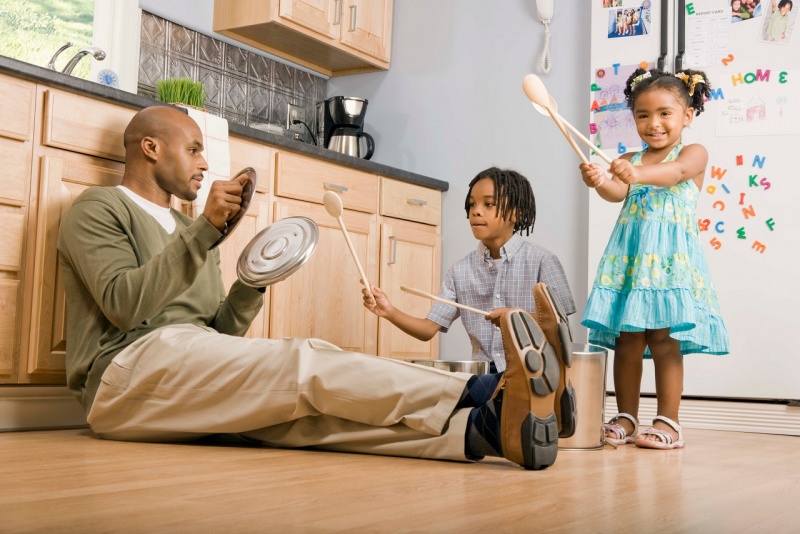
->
xmin=202 ymin=173 xmax=250 ymax=231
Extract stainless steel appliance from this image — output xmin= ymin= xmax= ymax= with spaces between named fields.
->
xmin=318 ymin=96 xmax=375 ymax=159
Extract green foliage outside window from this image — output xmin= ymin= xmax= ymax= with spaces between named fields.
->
xmin=0 ymin=0 xmax=94 ymax=79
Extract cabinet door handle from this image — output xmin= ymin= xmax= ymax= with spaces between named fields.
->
xmin=388 ymin=236 xmax=397 ymax=265
xmin=334 ymin=0 xmax=342 ymax=25
xmin=407 ymin=198 xmax=428 ymax=207
xmin=323 ymin=182 xmax=349 ymax=193
xmin=349 ymin=5 xmax=357 ymax=32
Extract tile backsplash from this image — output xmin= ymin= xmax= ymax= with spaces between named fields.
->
xmin=137 ymin=11 xmax=326 ymax=140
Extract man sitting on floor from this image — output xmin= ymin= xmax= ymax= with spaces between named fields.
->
xmin=57 ymin=105 xmax=572 ymax=470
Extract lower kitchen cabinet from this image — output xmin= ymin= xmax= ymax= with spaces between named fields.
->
xmin=19 ymin=150 xmax=124 ymax=383
xmin=377 ymin=217 xmax=441 ymax=360
xmin=270 ymin=198 xmax=379 ymax=355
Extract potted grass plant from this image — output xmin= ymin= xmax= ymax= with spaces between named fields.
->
xmin=156 ymin=78 xmax=206 ymax=109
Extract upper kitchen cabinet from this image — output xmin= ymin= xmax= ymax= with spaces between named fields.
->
xmin=213 ymin=0 xmax=393 ymax=77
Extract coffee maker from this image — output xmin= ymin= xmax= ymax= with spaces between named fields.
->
xmin=317 ymin=96 xmax=375 ymax=160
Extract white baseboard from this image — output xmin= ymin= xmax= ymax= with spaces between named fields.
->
xmin=605 ymin=396 xmax=800 ymax=436
xmin=0 ymin=386 xmax=87 ymax=432
xmin=1 ymin=387 xmax=797 ymax=436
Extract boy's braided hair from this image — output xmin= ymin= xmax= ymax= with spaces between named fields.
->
xmin=464 ymin=167 xmax=536 ymax=235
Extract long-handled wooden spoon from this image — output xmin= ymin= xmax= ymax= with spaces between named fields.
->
xmin=523 ymin=74 xmax=590 ymax=165
xmin=530 ymin=96 xmax=614 ymax=166
xmin=323 ymin=190 xmax=373 ymax=299
xmin=400 ymin=285 xmax=488 ymax=316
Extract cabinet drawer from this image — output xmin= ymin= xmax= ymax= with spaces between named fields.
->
xmin=275 ymin=151 xmax=378 ymax=213
xmin=230 ymin=135 xmax=275 ymax=194
xmin=380 ymin=178 xmax=441 ymax=226
xmin=0 ymin=73 xmax=35 ymax=142
xmin=42 ymin=89 xmax=136 ymax=162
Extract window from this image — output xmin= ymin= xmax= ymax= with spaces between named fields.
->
xmin=0 ymin=0 xmax=140 ymax=92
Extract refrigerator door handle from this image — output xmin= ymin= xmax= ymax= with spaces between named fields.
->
xmin=658 ymin=0 xmax=669 ymax=70
xmin=675 ymin=0 xmax=686 ymax=71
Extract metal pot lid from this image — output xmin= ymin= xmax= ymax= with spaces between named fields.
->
xmin=211 ymin=167 xmax=257 ymax=249
xmin=237 ymin=216 xmax=319 ymax=287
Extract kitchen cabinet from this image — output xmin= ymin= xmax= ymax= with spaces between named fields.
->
xmin=0 ymin=73 xmax=36 ymax=383
xmin=20 ymin=151 xmax=124 ymax=383
xmin=213 ymin=0 xmax=393 ymax=76
xmin=271 ymin=151 xmax=379 ymax=354
xmin=15 ymin=87 xmax=133 ymax=383
xmin=377 ymin=179 xmax=441 ymax=360
xmin=219 ymin=136 xmax=276 ymax=339
xmin=271 ymin=198 xmax=379 ymax=354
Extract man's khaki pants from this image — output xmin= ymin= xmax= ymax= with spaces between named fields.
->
xmin=89 ymin=324 xmax=472 ymax=462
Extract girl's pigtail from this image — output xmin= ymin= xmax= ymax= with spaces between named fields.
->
xmin=675 ymin=69 xmax=711 ymax=116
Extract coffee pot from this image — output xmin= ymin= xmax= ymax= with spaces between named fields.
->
xmin=319 ymin=96 xmax=375 ymax=160
xmin=328 ymin=127 xmax=374 ymax=159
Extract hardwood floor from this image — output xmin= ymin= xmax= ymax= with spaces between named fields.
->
xmin=0 ymin=428 xmax=798 ymax=533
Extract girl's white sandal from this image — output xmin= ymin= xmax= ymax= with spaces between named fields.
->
xmin=635 ymin=415 xmax=685 ymax=450
xmin=603 ymin=413 xmax=639 ymax=447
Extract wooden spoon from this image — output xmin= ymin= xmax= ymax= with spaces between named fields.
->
xmin=400 ymin=286 xmax=489 ymax=316
xmin=323 ymin=190 xmax=373 ymax=299
xmin=531 ymin=96 xmax=614 ymax=165
xmin=522 ymin=74 xmax=590 ymax=165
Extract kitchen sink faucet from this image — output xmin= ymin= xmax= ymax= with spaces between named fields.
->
xmin=47 ymin=43 xmax=106 ymax=74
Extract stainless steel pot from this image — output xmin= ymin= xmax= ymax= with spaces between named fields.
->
xmin=558 ymin=343 xmax=608 ymax=450
xmin=410 ymin=360 xmax=491 ymax=375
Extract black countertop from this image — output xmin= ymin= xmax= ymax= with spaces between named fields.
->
xmin=0 ymin=55 xmax=448 ymax=192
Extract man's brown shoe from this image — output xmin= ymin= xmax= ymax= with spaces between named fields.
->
xmin=498 ymin=308 xmax=560 ymax=470
xmin=532 ymin=282 xmax=577 ymax=438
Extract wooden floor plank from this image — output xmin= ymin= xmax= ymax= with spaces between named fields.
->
xmin=0 ymin=428 xmax=798 ymax=532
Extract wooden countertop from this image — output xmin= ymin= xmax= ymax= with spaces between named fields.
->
xmin=0 ymin=55 xmax=448 ymax=192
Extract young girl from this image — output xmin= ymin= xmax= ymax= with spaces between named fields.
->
xmin=579 ymin=68 xmax=729 ymax=450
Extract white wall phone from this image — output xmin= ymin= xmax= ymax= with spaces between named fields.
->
xmin=536 ymin=0 xmax=554 ymax=74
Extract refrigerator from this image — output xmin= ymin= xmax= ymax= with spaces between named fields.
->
xmin=588 ymin=0 xmax=800 ymax=401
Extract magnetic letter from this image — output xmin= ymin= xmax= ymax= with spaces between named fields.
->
xmin=736 ymin=227 xmax=747 ymax=239
xmin=752 ymin=241 xmax=766 ymax=253
xmin=710 ymin=166 xmax=727 ymax=180
xmin=710 ymin=237 xmax=722 ymax=250
xmin=766 ymin=218 xmax=776 ymax=231
xmin=742 ymin=205 xmax=756 ymax=219
xmin=713 ymin=200 xmax=725 ymax=211
xmin=714 ymin=221 xmax=725 ymax=233
xmin=722 ymin=54 xmax=735 ymax=66
xmin=736 ymin=155 xmax=743 ymax=165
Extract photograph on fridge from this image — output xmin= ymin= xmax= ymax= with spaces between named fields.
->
xmin=606 ymin=2 xmax=652 ymax=37
xmin=732 ymin=0 xmax=765 ymax=22
xmin=760 ymin=0 xmax=796 ymax=42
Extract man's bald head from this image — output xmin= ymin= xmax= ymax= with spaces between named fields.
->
xmin=123 ymin=105 xmax=199 ymax=158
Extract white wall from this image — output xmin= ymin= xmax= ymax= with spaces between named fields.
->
xmin=328 ymin=1 xmax=592 ymax=358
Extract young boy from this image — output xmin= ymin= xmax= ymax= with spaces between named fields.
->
xmin=362 ymin=167 xmax=576 ymax=373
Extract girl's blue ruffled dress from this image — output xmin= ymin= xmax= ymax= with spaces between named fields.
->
xmin=582 ymin=145 xmax=730 ymax=356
